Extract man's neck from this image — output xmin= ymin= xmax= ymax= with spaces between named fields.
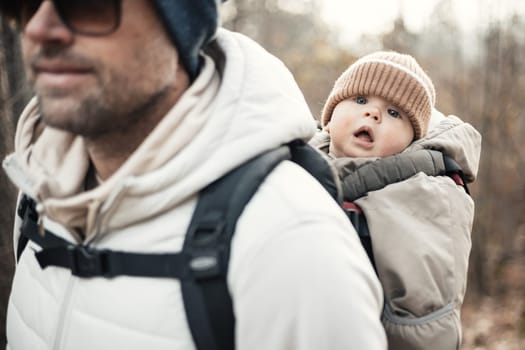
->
xmin=85 ymin=130 xmax=146 ymax=181
xmin=85 ymin=73 xmax=189 ymax=181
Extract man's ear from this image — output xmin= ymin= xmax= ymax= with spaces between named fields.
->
xmin=324 ymin=122 xmax=331 ymax=134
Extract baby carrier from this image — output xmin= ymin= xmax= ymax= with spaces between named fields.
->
xmin=16 ymin=139 xmax=470 ymax=350
xmin=338 ymin=149 xmax=471 ymax=350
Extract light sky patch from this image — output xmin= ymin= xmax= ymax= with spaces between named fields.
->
xmin=319 ymin=0 xmax=525 ymax=45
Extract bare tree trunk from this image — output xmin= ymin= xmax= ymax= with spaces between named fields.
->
xmin=0 ymin=19 xmax=28 ymax=345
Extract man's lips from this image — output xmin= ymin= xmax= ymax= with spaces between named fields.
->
xmin=33 ymin=59 xmax=93 ymax=73
xmin=32 ymin=61 xmax=94 ymax=88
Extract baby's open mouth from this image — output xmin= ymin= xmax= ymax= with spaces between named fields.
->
xmin=354 ymin=127 xmax=374 ymax=142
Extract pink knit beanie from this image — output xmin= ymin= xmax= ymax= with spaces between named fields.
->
xmin=321 ymin=51 xmax=436 ymax=139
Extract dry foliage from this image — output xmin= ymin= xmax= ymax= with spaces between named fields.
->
xmin=0 ymin=0 xmax=523 ymax=347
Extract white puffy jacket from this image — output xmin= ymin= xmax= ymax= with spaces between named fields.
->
xmin=3 ymin=29 xmax=386 ymax=350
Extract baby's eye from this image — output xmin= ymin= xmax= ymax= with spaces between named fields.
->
xmin=356 ymin=96 xmax=367 ymax=104
xmin=388 ymin=109 xmax=400 ymax=118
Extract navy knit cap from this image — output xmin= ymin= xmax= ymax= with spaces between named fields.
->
xmin=152 ymin=0 xmax=223 ymax=81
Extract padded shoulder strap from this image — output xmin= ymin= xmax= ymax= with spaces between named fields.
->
xmin=288 ymin=139 xmax=342 ymax=204
xmin=340 ymin=149 xmax=461 ymax=201
xmin=14 ymin=141 xmax=340 ymax=350
xmin=181 ymin=145 xmax=292 ymax=350
xmin=16 ymin=194 xmax=33 ymax=262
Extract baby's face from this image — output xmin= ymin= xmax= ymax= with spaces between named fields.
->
xmin=326 ymin=95 xmax=414 ymax=158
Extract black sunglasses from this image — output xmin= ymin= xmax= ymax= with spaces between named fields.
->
xmin=1 ymin=0 xmax=122 ymax=36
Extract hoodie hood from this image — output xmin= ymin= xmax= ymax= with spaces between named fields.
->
xmin=3 ymin=29 xmax=316 ymax=239
xmin=407 ymin=110 xmax=481 ymax=182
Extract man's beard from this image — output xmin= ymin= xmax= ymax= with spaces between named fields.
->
xmin=36 ymin=73 xmax=172 ymax=138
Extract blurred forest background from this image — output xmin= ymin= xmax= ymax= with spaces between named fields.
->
xmin=0 ymin=0 xmax=524 ymax=348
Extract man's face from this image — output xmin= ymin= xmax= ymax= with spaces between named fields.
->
xmin=22 ymin=0 xmax=184 ymax=136
xmin=327 ymin=95 xmax=415 ymax=158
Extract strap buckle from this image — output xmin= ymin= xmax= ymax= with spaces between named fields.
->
xmin=17 ymin=195 xmax=30 ymax=219
xmin=66 ymin=245 xmax=110 ymax=278
xmin=185 ymin=217 xmax=227 ymax=280
xmin=188 ymin=250 xmax=223 ymax=280
xmin=18 ymin=194 xmax=39 ymax=221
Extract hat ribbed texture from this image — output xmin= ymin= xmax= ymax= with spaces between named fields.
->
xmin=321 ymin=51 xmax=436 ymax=139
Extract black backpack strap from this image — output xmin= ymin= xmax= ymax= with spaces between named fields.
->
xmin=342 ymin=202 xmax=377 ymax=272
xmin=14 ymin=141 xmax=338 ymax=350
xmin=443 ymin=155 xmax=470 ymax=194
xmin=16 ymin=194 xmax=71 ymax=262
xmin=182 ymin=140 xmax=344 ymax=350
xmin=181 ymin=145 xmax=292 ymax=350
xmin=287 ymin=139 xmax=342 ymax=204
xmin=17 ymin=196 xmax=192 ymax=278
xmin=16 ymin=194 xmax=32 ymax=262
xmin=16 ymin=195 xmax=204 ymax=280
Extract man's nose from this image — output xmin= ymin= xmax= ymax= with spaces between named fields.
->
xmin=24 ymin=1 xmax=74 ymax=44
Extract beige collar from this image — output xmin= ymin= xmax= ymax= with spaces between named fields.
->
xmin=9 ymin=55 xmax=220 ymax=239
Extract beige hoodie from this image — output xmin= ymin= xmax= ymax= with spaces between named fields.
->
xmin=5 ymin=51 xmax=223 ymax=238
